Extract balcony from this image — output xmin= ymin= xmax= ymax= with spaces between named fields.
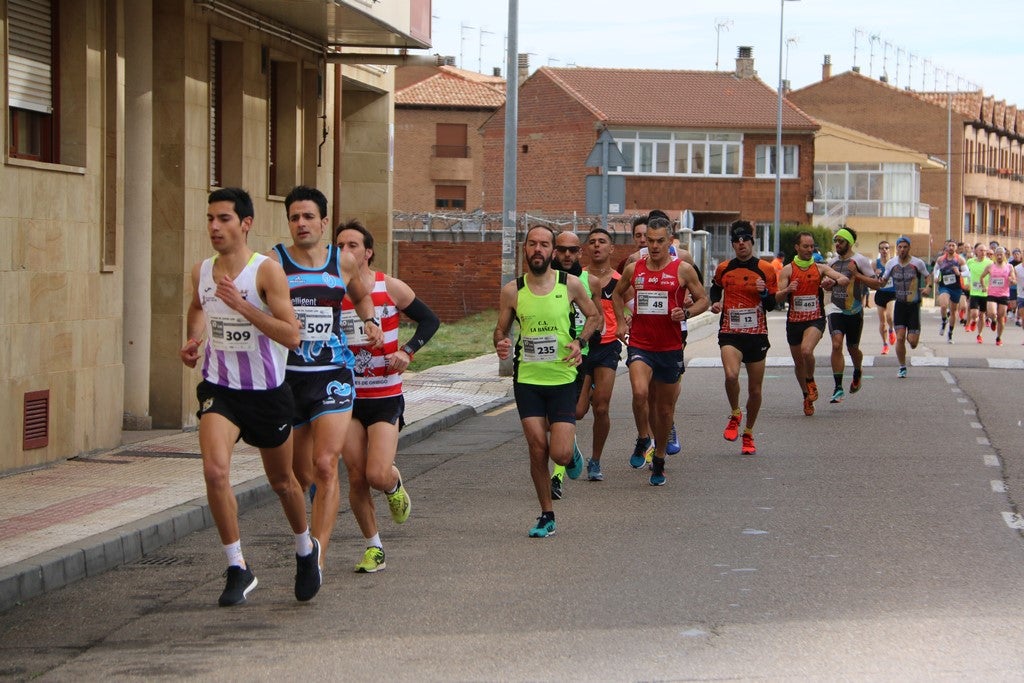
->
xmin=964 ymin=166 xmax=1023 ymax=204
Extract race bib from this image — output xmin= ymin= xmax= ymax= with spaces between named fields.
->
xmin=572 ymin=304 xmax=585 ymax=329
xmin=209 ymin=314 xmax=256 ymax=352
xmin=942 ymin=273 xmax=957 ymax=285
xmin=972 ymin=280 xmax=984 ymax=291
xmin=792 ymin=295 xmax=817 ymax=313
xmin=522 ymin=335 xmax=558 ymax=362
xmin=340 ymin=309 xmax=369 ymax=346
xmin=729 ymin=307 xmax=758 ymax=330
xmin=636 ymin=290 xmax=669 ymax=315
xmin=991 ymin=276 xmax=1005 ymax=288
xmin=295 ymin=306 xmax=333 ymax=342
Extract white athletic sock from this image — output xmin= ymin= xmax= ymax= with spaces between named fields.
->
xmin=295 ymin=529 xmax=313 ymax=557
xmin=224 ymin=540 xmax=245 ymax=569
xmin=366 ymin=533 xmax=382 ymax=549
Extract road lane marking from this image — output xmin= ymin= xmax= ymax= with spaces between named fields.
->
xmin=984 ymin=454 xmax=1001 ymax=467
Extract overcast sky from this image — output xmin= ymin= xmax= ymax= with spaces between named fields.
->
xmin=426 ymin=0 xmax=1024 ymax=107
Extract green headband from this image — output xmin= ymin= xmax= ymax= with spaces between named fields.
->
xmin=835 ymin=228 xmax=855 ymax=245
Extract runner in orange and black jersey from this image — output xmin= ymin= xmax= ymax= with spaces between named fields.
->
xmin=775 ymin=232 xmax=850 ymax=417
xmin=709 ymin=221 xmax=777 ymax=456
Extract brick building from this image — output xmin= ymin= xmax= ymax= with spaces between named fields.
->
xmin=479 ymin=50 xmax=820 ymax=258
xmin=789 ymin=67 xmax=1024 ymax=254
xmin=394 ymin=64 xmax=505 ymax=213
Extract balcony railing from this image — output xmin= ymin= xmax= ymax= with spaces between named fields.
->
xmin=432 ymin=145 xmax=470 ymax=159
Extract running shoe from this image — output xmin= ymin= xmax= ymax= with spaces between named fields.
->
xmin=294 ymin=538 xmax=322 ymax=602
xmin=528 ymin=515 xmax=556 ymax=538
xmin=649 ymin=456 xmax=666 ymax=486
xmin=803 ymin=396 xmax=814 ymax=416
xmin=550 ymin=472 xmax=563 ymax=500
xmin=219 ymin=564 xmax=257 ymax=607
xmin=996 ymin=337 xmax=1003 ymax=346
xmin=354 ymin=546 xmax=386 ymax=573
xmin=586 ymin=458 xmax=604 ymax=481
xmin=881 ymin=344 xmax=890 ymax=355
xmin=968 ymin=321 xmax=976 ymax=332
xmin=629 ymin=437 xmax=653 ymax=469
xmin=830 ymin=388 xmax=845 ymax=403
xmin=666 ymin=424 xmax=681 ymax=455
xmin=940 ymin=320 xmax=947 ymax=335
xmin=741 ymin=432 xmax=756 ymax=455
xmin=806 ymin=380 xmax=819 ymax=402
xmin=850 ymin=376 xmax=862 ymax=394
xmin=897 ymin=367 xmax=908 ymax=379
xmin=990 ymin=318 xmax=997 ymax=331
xmin=566 ymin=440 xmax=584 ymax=480
xmin=977 ymin=334 xmax=983 ymax=344
xmin=386 ymin=471 xmax=412 ymax=524
xmin=888 ymin=329 xmax=896 ymax=345
xmin=723 ymin=413 xmax=742 ymax=441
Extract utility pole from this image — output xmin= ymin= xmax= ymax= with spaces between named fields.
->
xmin=499 ymin=1 xmax=519 ymax=376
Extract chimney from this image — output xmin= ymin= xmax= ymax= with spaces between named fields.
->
xmin=493 ymin=67 xmax=502 ymax=77
xmin=879 ymin=73 xmax=889 ymax=84
xmin=852 ymin=65 xmax=861 ymax=73
xmin=518 ymin=53 xmax=530 ymax=87
xmin=735 ymin=46 xmax=756 ymax=79
xmin=822 ymin=54 xmax=832 ymax=81
xmin=443 ymin=55 xmax=456 ymax=66
xmin=782 ymin=79 xmax=791 ymax=94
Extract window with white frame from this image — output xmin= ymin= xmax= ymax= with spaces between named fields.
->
xmin=812 ymin=162 xmax=920 ymax=219
xmin=611 ymin=130 xmax=742 ymax=177
xmin=755 ymin=144 xmax=799 ymax=178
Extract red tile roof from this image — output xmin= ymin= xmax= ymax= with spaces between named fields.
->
xmin=396 ymin=65 xmax=505 ymax=109
xmin=539 ymin=66 xmax=818 ymax=131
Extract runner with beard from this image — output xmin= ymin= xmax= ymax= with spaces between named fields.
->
xmin=494 ymin=226 xmax=600 ymax=537
xmin=933 ymin=240 xmax=968 ymax=343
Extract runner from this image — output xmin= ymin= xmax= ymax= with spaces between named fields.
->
xmin=1015 ymin=255 xmax=1024 ymax=337
xmin=494 ymin=225 xmax=600 ymax=537
xmin=548 ymin=229 xmax=600 ymax=499
xmin=335 ymin=220 xmax=440 ymax=572
xmin=709 ymin=220 xmax=777 ymax=455
xmin=933 ymin=239 xmax=968 ymax=344
xmin=615 ymin=215 xmax=650 ymax=273
xmin=965 ymin=243 xmax=993 ymax=343
xmin=956 ymin=242 xmax=971 ymax=328
xmin=821 ymin=226 xmax=878 ymax=404
xmin=268 ymin=186 xmax=383 ymax=577
xmin=180 ymin=187 xmax=317 ymax=606
xmin=575 ymin=227 xmax=622 ymax=482
xmin=981 ymin=247 xmax=1016 ymax=346
xmin=873 ymin=241 xmax=897 ymax=355
xmin=612 ymin=215 xmax=707 ymax=484
xmin=877 ymin=236 xmax=932 ymax=378
xmin=774 ymin=232 xmax=849 ymax=416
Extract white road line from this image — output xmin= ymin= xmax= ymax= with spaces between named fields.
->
xmin=970 ymin=422 xmax=983 ymax=429
xmin=1001 ymin=512 xmax=1024 ymax=530
xmin=940 ymin=370 xmax=956 ymax=384
xmin=991 ymin=480 xmax=1006 ymax=493
xmin=984 ymin=454 xmax=1001 ymax=467
xmin=989 ymin=359 xmax=1024 ymax=370
xmin=977 ymin=436 xmax=991 ymax=445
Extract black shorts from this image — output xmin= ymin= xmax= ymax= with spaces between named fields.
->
xmin=286 ymin=367 xmax=355 ymax=427
xmin=581 ymin=340 xmax=621 ymax=377
xmin=969 ymin=295 xmax=988 ymax=310
xmin=718 ymin=333 xmax=770 ymax=364
xmin=786 ymin=318 xmax=826 ymax=347
xmin=196 ymin=380 xmax=294 ymax=449
xmin=893 ymin=300 xmax=922 ymax=332
xmin=987 ymin=295 xmax=1009 ymax=307
xmin=352 ymin=394 xmax=405 ymax=429
xmin=828 ymin=312 xmax=865 ymax=346
xmin=874 ymin=290 xmax=896 ymax=307
xmin=513 ymin=382 xmax=577 ymax=424
xmin=626 ymin=346 xmax=685 ymax=384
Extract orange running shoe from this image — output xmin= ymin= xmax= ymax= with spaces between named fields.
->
xmin=723 ymin=413 xmax=742 ymax=441
xmin=803 ymin=397 xmax=814 ymax=416
xmin=741 ymin=432 xmax=756 ymax=455
xmin=806 ymin=381 xmax=819 ymax=402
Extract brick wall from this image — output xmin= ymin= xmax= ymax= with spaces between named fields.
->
xmin=395 ymin=240 xmax=641 ymax=322
xmin=394 ymin=108 xmax=494 ymax=213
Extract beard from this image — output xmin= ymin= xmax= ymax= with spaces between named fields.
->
xmin=551 ymin=259 xmax=582 ymax=276
xmin=528 ymin=254 xmax=552 ymax=275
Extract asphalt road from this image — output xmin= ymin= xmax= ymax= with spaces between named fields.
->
xmin=3 ymin=312 xmax=1024 ymax=681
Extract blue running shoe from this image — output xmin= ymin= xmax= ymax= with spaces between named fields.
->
xmin=528 ymin=515 xmax=556 ymax=538
xmin=649 ymin=456 xmax=666 ymax=486
xmin=586 ymin=458 xmax=603 ymax=481
xmin=666 ymin=423 xmax=681 ymax=455
xmin=566 ymin=439 xmax=584 ymax=479
xmin=629 ymin=437 xmax=652 ymax=469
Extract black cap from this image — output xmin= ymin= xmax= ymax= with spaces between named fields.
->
xmin=730 ymin=220 xmax=754 ymax=241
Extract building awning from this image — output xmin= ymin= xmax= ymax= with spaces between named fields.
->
xmin=197 ymin=0 xmax=431 ymax=51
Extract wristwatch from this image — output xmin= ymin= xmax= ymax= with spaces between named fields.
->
xmin=401 ymin=343 xmax=416 ymax=358
xmin=363 ymin=316 xmax=381 ymax=327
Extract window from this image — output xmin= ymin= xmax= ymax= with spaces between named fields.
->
xmin=435 ymin=185 xmax=466 ymax=209
xmin=756 ymin=144 xmax=799 ymax=178
xmin=7 ymin=0 xmax=56 ymax=161
xmin=435 ymin=123 xmax=468 ymax=158
xmin=268 ymin=59 xmax=298 ymax=197
xmin=611 ymin=130 xmax=741 ymax=177
xmin=812 ymin=163 xmax=920 ymax=219
xmin=209 ymin=38 xmax=242 ymax=187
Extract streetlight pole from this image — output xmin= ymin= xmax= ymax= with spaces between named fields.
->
xmin=499 ymin=0 xmax=519 ymax=376
xmin=774 ymin=1 xmax=797 ymax=256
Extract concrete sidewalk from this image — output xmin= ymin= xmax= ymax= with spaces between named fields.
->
xmin=0 ymin=354 xmax=514 ymax=612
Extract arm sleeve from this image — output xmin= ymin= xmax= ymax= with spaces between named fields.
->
xmin=399 ymin=297 xmax=440 ymax=354
xmin=709 ymin=282 xmax=722 ymax=304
